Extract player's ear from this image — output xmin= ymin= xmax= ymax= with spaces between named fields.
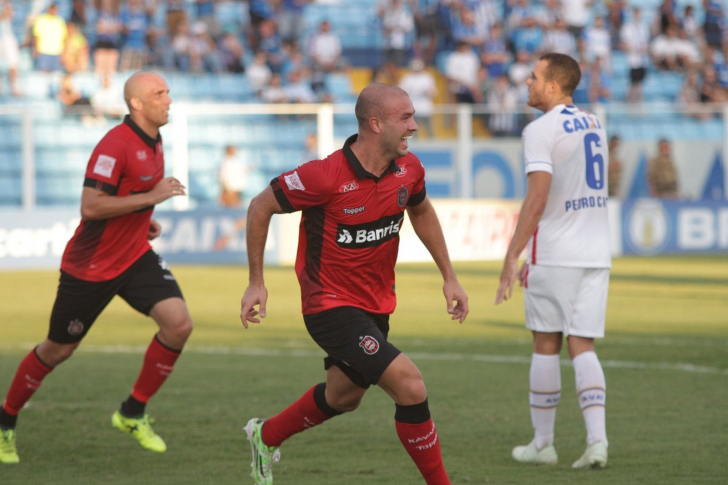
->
xmin=369 ymin=117 xmax=382 ymax=134
xmin=129 ymin=97 xmax=143 ymax=111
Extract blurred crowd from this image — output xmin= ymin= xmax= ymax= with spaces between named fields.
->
xmin=0 ymin=0 xmax=726 ymax=131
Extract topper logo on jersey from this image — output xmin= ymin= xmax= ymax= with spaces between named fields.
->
xmin=339 ymin=180 xmax=359 ymax=193
xmin=336 ymin=213 xmax=404 ymax=248
xmin=359 ymin=335 xmax=380 ymax=355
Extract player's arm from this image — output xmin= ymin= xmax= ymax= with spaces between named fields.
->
xmin=495 ymin=170 xmax=551 ymax=304
xmin=240 ymin=186 xmax=285 ymax=328
xmin=80 ymin=177 xmax=185 ymax=220
xmin=407 ymin=196 xmax=469 ymax=323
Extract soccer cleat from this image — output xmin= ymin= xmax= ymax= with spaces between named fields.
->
xmin=0 ymin=428 xmax=19 ymax=464
xmin=244 ymin=418 xmax=281 ymax=485
xmin=111 ymin=411 xmax=167 ymax=453
xmin=512 ymin=440 xmax=558 ymax=465
xmin=572 ymin=441 xmax=608 ymax=469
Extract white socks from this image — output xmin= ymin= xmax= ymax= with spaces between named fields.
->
xmin=529 ymin=353 xmax=561 ymax=449
xmin=573 ymin=350 xmax=608 ymax=446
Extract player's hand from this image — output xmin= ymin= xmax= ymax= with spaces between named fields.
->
xmin=147 ymin=219 xmax=162 ymax=240
xmin=240 ymin=284 xmax=268 ymax=329
xmin=151 ymin=177 xmax=186 ymax=204
xmin=517 ymin=261 xmax=529 ymax=287
xmin=444 ymin=279 xmax=469 ymax=323
xmin=495 ymin=258 xmax=518 ymax=305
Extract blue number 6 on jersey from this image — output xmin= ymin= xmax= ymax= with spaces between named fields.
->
xmin=584 ymin=133 xmax=604 ymax=190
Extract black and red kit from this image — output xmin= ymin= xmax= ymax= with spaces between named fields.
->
xmin=61 ymin=116 xmax=164 ymax=282
xmin=272 ymin=134 xmax=427 ymax=315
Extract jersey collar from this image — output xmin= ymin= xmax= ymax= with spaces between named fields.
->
xmin=343 ymin=134 xmax=400 ymax=181
xmin=123 ymin=115 xmax=162 ymax=150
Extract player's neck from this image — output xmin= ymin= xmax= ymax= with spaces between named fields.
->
xmin=130 ymin=115 xmax=160 ymax=139
xmin=544 ymin=95 xmax=573 ymax=112
xmin=350 ymin=140 xmax=390 ymax=177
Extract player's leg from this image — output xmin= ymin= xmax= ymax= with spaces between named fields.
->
xmin=0 ymin=271 xmax=118 ymax=464
xmin=377 ymin=353 xmax=449 ymax=485
xmin=568 ymin=268 xmax=609 ymax=468
xmin=112 ymin=251 xmax=191 ymax=452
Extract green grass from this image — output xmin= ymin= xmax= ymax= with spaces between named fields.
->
xmin=1 ymin=256 xmax=727 ymax=484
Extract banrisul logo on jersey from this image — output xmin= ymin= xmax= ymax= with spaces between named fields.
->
xmin=336 ymin=213 xmax=404 ymax=248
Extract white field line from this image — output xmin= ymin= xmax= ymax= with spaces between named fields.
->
xmin=1 ymin=343 xmax=726 ymax=376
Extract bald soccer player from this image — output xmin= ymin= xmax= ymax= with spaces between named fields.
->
xmin=0 ymin=72 xmax=193 ymax=464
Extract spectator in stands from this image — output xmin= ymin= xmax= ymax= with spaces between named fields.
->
xmin=398 ymin=57 xmax=438 ymax=138
xmin=653 ymin=0 xmax=677 ymax=36
xmin=195 ymin=0 xmax=220 ymax=38
xmin=699 ymin=64 xmax=727 ymax=105
xmin=650 ymin=23 xmax=698 ymax=72
xmin=372 ymin=59 xmax=400 ymax=86
xmin=218 ymin=145 xmax=252 ymax=208
xmin=189 ymin=22 xmax=223 ymax=73
xmin=486 ymin=73 xmax=520 ymax=137
xmin=93 ymin=0 xmax=123 ymax=79
xmin=307 ymin=20 xmax=343 ymax=75
xmin=62 ymin=21 xmax=90 ymax=74
xmin=587 ymin=56 xmax=612 ymax=103
xmin=247 ymin=50 xmax=273 ymax=95
xmin=702 ymin=0 xmax=725 ymax=52
xmin=560 ymin=0 xmax=592 ymax=42
xmin=166 ymin=0 xmax=187 ymax=38
xmin=260 ymin=72 xmax=288 ymax=103
xmin=677 ymin=68 xmax=710 ymax=120
xmin=583 ymin=16 xmax=612 ymax=72
xmin=411 ymin=0 xmax=444 ymax=66
xmin=120 ymin=0 xmax=151 ymax=72
xmin=56 ymin=73 xmax=94 ymax=124
xmin=508 ymin=49 xmax=532 ymax=103
xmin=218 ymin=28 xmax=246 ymax=73
xmin=70 ymin=0 xmax=87 ymax=27
xmin=678 ymin=5 xmax=701 ymax=41
xmin=256 ymin=18 xmax=286 ymax=74
xmin=277 ymin=0 xmax=311 ymax=45
xmin=482 ymin=23 xmax=509 ymax=79
xmin=647 ymin=139 xmax=680 ymax=199
xmin=607 ymin=135 xmax=623 ymax=198
xmin=450 ymin=5 xmax=486 ymax=51
xmin=445 ymin=41 xmax=481 ymax=104
xmin=605 ymin=0 xmax=626 ymax=49
xmin=619 ymin=6 xmax=649 ymax=103
xmin=715 ymin=41 xmax=728 ymax=90
xmin=541 ymin=17 xmax=577 ymax=58
xmin=0 ymin=0 xmax=21 ymax=97
xmin=379 ymin=0 xmax=415 ymax=68
xmin=165 ymin=19 xmax=192 ymax=72
xmin=284 ymin=68 xmax=319 ymax=103
xmin=32 ymin=3 xmax=67 ymax=73
xmin=91 ymin=75 xmax=126 ymax=120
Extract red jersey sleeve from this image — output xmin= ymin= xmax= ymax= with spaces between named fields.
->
xmin=406 ymin=154 xmax=427 ymax=206
xmin=83 ymin=132 xmax=128 ymax=194
xmin=271 ymin=159 xmax=336 ymax=213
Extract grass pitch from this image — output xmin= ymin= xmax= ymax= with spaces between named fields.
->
xmin=1 ymin=256 xmax=727 ymax=484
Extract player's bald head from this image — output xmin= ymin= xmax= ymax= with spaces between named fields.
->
xmin=124 ymin=71 xmax=165 ymax=110
xmin=355 ymin=83 xmax=409 ymax=129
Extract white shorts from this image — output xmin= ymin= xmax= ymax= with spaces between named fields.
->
xmin=524 ymin=265 xmax=609 ymax=338
xmin=0 ymin=38 xmax=19 ymax=69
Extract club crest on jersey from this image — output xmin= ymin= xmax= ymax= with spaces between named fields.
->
xmin=68 ymin=319 xmax=84 ymax=336
xmin=137 ymin=150 xmax=148 ymax=160
xmin=394 ymin=165 xmax=407 ymax=177
xmin=92 ymin=154 xmax=116 ymax=178
xmin=339 ymin=180 xmax=359 ymax=193
xmin=397 ymin=186 xmax=408 ymax=208
xmin=359 ymin=335 xmax=380 ymax=355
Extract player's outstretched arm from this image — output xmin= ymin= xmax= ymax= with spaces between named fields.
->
xmin=240 ymin=186 xmax=284 ymax=328
xmin=406 ymin=196 xmax=469 ymax=323
xmin=80 ymin=177 xmax=186 ymax=220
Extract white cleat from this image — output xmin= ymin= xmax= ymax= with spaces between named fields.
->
xmin=512 ymin=440 xmax=558 ymax=465
xmin=572 ymin=441 xmax=608 ymax=469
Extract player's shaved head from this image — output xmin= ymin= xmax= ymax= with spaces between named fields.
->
xmin=355 ymin=83 xmax=408 ymax=130
xmin=124 ymin=71 xmax=165 ymax=111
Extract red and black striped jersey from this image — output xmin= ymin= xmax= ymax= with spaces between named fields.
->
xmin=61 ymin=116 xmax=164 ymax=281
xmin=272 ymin=134 xmax=426 ymax=316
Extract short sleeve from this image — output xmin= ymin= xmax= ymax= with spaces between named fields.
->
xmin=83 ymin=136 xmax=127 ymax=194
xmin=522 ymin=122 xmax=554 ymax=175
xmin=407 ymin=155 xmax=427 ymax=206
xmin=271 ymin=159 xmax=335 ymax=213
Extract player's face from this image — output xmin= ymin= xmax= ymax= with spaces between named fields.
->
xmin=526 ymin=60 xmax=551 ymax=111
xmin=141 ymin=76 xmax=172 ymax=128
xmin=381 ymin=93 xmax=418 ymax=159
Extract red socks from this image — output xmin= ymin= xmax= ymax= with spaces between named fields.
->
xmin=130 ymin=336 xmax=181 ymax=403
xmin=395 ymin=401 xmax=450 ymax=485
xmin=261 ymin=383 xmax=340 ymax=447
xmin=2 ymin=349 xmax=53 ymax=415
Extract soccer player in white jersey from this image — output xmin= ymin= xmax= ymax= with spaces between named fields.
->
xmin=495 ymin=52 xmax=610 ymax=469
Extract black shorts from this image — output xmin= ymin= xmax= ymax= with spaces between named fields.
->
xmin=304 ymin=306 xmax=401 ymax=389
xmin=630 ymin=67 xmax=646 ymax=85
xmin=48 ymin=250 xmax=183 ymax=344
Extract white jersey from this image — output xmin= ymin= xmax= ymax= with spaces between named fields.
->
xmin=522 ymin=104 xmax=611 ymax=268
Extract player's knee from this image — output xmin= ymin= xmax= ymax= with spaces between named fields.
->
xmin=37 ymin=340 xmax=79 ymax=367
xmin=328 ymin=393 xmax=362 ymax=413
xmin=396 ymin=374 xmax=427 ymax=405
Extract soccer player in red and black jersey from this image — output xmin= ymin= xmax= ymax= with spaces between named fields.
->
xmin=0 ymin=72 xmax=193 ymax=464
xmin=240 ymin=83 xmax=469 ymax=485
